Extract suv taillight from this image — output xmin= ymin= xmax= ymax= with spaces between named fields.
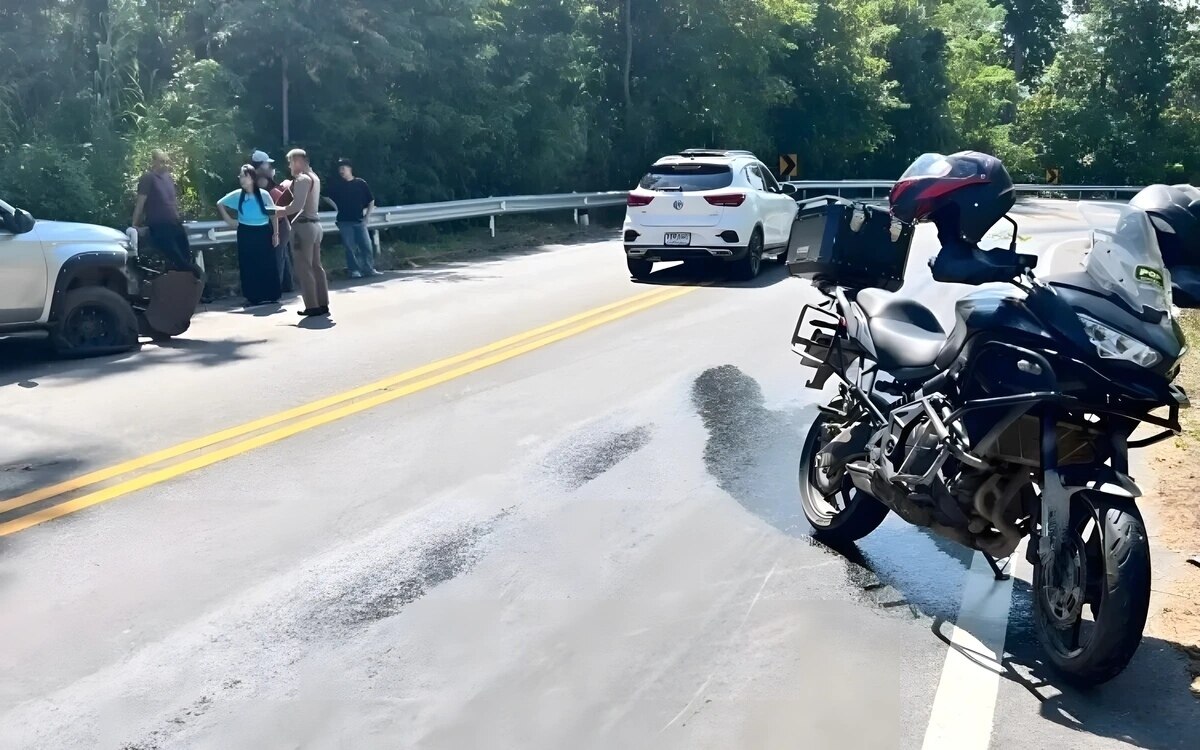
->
xmin=704 ymin=193 xmax=746 ymax=207
xmin=627 ymin=194 xmax=654 ymax=207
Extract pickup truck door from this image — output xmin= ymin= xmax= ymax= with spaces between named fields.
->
xmin=0 ymin=218 xmax=48 ymax=325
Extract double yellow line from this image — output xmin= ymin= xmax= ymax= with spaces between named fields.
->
xmin=0 ymin=282 xmax=703 ymax=536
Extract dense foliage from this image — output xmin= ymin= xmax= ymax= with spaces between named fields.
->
xmin=2 ymin=0 xmax=1199 ymax=225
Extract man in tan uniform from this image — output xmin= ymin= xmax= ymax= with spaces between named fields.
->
xmin=278 ymin=149 xmax=330 ymax=316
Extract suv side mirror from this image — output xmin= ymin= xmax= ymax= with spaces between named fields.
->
xmin=12 ymin=209 xmax=35 ymax=234
xmin=0 ymin=206 xmax=35 ymax=235
xmin=780 ymin=183 xmax=797 ymax=195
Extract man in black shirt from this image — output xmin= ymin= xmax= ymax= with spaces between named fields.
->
xmin=325 ymin=158 xmax=380 ymax=277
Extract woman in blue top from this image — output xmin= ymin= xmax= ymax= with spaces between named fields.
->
xmin=217 ymin=164 xmax=282 ymax=306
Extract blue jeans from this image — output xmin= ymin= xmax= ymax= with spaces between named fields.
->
xmin=337 ymin=220 xmax=376 ymax=274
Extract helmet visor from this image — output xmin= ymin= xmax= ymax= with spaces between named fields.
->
xmin=899 ymin=153 xmax=952 ymax=181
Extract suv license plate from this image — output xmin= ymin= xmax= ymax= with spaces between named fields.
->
xmin=664 ymin=232 xmax=691 ymax=246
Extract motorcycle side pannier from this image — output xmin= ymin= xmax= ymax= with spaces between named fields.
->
xmin=785 ymin=197 xmax=913 ymax=292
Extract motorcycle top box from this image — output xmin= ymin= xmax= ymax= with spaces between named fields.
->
xmin=785 ymin=197 xmax=914 ymax=292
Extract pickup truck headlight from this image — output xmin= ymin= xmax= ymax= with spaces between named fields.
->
xmin=1077 ymin=314 xmax=1161 ymax=368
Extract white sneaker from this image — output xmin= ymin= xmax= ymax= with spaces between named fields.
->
xmin=348 ymin=270 xmax=363 ymax=279
xmin=368 ymin=270 xmax=384 ymax=277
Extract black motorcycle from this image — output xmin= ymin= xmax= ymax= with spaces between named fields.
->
xmin=789 ymin=152 xmax=1188 ymax=685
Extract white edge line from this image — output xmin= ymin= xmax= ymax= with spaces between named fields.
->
xmin=920 ymin=552 xmax=1016 ymax=750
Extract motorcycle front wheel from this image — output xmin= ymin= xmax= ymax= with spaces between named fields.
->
xmin=1032 ymin=492 xmax=1152 ymax=687
xmin=798 ymin=413 xmax=890 ymax=544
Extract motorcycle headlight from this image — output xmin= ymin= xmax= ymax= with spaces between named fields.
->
xmin=1077 ymin=314 xmax=1161 ymax=367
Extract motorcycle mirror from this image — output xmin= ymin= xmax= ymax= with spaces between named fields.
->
xmin=1003 ymin=214 xmax=1019 ymax=253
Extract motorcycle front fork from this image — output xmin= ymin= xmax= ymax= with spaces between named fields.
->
xmin=986 ymin=408 xmax=1074 ymax=583
xmin=1031 ymin=408 xmax=1133 ymax=579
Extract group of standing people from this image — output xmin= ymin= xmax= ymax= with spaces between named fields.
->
xmin=133 ymin=147 xmax=382 ymax=320
xmin=217 ymin=149 xmax=330 ymax=317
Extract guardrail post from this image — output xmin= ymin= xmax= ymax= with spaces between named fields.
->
xmin=372 ymin=229 xmax=381 ymax=257
xmin=489 ymin=215 xmax=496 ymax=238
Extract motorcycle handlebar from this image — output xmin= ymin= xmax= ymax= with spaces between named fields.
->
xmin=929 ymin=239 xmax=1039 ymax=286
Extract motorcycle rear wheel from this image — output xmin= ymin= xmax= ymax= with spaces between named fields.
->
xmin=799 ymin=413 xmax=890 ymax=544
xmin=1032 ymin=493 xmax=1151 ymax=687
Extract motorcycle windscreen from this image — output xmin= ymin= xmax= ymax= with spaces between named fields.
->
xmin=1078 ymin=203 xmax=1174 ymax=318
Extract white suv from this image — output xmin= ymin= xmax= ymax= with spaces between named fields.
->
xmin=622 ymin=150 xmax=799 ymax=280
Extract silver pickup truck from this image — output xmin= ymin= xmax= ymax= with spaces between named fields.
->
xmin=0 ymin=197 xmax=194 ymax=356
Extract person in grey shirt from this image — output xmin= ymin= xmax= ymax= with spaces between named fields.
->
xmin=276 ymin=149 xmax=330 ymax=317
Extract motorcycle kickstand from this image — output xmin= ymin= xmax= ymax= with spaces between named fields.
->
xmin=982 ymin=553 xmax=1011 ymax=581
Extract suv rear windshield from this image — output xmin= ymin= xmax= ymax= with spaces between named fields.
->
xmin=639 ymin=164 xmax=734 ymax=192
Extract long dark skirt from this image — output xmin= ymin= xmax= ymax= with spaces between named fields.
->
xmin=237 ymin=223 xmax=282 ymax=304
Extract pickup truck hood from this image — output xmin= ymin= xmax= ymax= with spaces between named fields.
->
xmin=33 ymin=220 xmax=127 ymax=245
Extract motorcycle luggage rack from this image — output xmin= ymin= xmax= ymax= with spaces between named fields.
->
xmin=791 ymin=303 xmax=840 ymax=370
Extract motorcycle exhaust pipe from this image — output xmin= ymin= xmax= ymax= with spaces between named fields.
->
xmin=845 ymin=462 xmax=874 ymax=495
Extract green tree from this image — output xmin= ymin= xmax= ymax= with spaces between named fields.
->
xmin=1016 ymin=0 xmax=1180 ymax=184
xmin=998 ymin=0 xmax=1064 ymax=82
xmin=936 ymin=0 xmax=1031 ymax=171
xmin=771 ymin=0 xmax=899 ymax=178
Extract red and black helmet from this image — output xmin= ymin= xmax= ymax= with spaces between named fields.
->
xmin=889 ymin=151 xmax=1015 ymax=243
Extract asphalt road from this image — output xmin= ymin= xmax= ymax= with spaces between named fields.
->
xmin=0 ymin=200 xmax=1196 ymax=749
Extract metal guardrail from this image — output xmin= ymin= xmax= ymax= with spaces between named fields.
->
xmin=784 ymin=180 xmax=1145 ymax=201
xmin=182 ymin=181 xmax=1145 ymax=248
xmin=183 ymin=190 xmax=630 ymax=248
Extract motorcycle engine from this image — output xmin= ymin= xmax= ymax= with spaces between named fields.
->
xmin=871 ymin=408 xmax=942 ymax=486
xmin=899 ymin=418 xmax=942 ymax=480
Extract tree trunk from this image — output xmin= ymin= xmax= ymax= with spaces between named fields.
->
xmin=623 ymin=0 xmax=633 ymax=120
xmin=282 ymin=54 xmax=290 ymax=145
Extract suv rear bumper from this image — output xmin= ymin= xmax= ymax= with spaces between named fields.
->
xmin=625 ymin=245 xmax=749 ymax=263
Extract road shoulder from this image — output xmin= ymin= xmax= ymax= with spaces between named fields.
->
xmin=1143 ymin=311 xmax=1200 ymax=697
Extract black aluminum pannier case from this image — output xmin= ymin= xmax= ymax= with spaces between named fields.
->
xmin=785 ymin=197 xmax=913 ymax=292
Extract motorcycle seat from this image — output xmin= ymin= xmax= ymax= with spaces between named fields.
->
xmin=857 ymin=288 xmax=946 ymax=377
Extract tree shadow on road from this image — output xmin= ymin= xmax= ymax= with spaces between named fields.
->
xmin=0 ymin=336 xmax=266 ymax=390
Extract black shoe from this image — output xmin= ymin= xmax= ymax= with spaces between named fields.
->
xmin=317 ymin=305 xmax=330 ymax=316
xmin=297 ymin=307 xmax=322 ymax=317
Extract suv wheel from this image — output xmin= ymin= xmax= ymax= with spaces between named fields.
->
xmin=733 ymin=229 xmax=763 ymax=280
xmin=52 ymin=286 xmax=139 ymax=357
xmin=627 ymin=258 xmax=654 ymax=280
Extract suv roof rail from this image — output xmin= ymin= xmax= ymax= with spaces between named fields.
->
xmin=677 ymin=149 xmax=756 ymax=158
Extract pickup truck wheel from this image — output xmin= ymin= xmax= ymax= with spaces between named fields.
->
xmin=52 ymin=286 xmax=139 ymax=357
